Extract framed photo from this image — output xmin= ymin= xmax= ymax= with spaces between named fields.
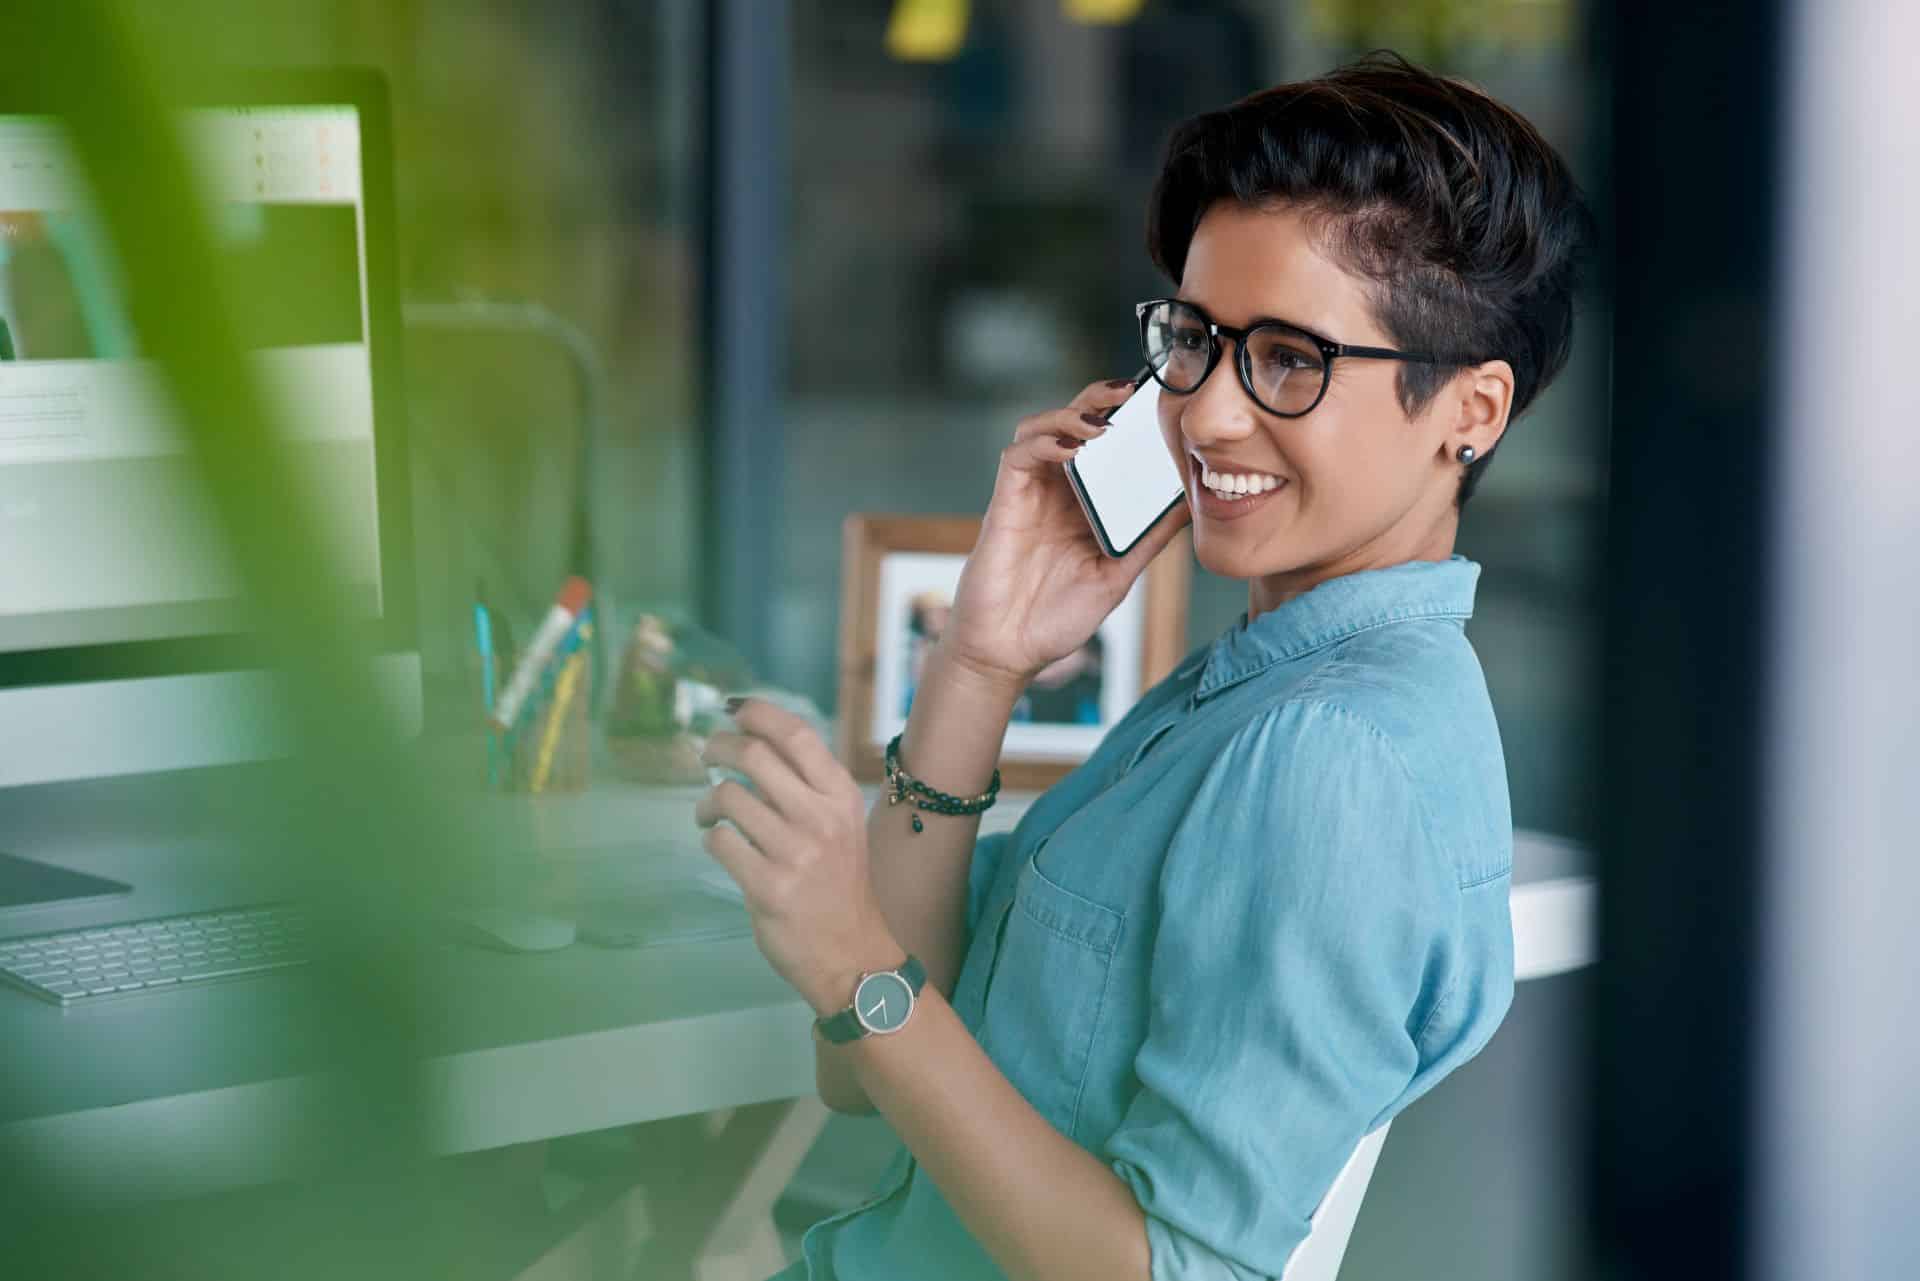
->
xmin=837 ymin=513 xmax=1191 ymax=790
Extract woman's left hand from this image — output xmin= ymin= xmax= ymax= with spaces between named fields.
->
xmin=693 ymin=697 xmax=902 ymax=1019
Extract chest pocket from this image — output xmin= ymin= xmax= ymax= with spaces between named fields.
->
xmin=974 ymin=846 xmax=1124 ymax=1140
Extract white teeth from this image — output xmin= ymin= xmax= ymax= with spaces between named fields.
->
xmin=1198 ymin=463 xmax=1280 ymax=498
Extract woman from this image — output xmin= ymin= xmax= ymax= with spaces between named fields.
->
xmin=696 ymin=52 xmax=1592 ymax=1281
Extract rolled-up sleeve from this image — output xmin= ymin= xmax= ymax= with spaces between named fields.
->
xmin=1103 ymin=699 xmax=1463 ymax=1281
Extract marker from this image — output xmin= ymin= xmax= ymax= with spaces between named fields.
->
xmin=490 ymin=576 xmax=592 ymax=732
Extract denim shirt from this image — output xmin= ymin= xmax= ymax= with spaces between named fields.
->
xmin=785 ymin=554 xmax=1515 ymax=1281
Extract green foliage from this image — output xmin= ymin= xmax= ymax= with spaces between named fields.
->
xmin=11 ymin=5 xmax=460 ymax=1275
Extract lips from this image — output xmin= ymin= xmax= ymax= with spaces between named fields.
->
xmin=1190 ymin=469 xmax=1286 ymax=522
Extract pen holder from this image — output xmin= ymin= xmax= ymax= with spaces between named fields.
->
xmin=503 ymin=652 xmax=593 ymax=793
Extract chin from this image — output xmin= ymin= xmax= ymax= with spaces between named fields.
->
xmin=1191 ymin=511 xmax=1340 ymax=586
xmin=1192 ymin=529 xmax=1278 ymax=583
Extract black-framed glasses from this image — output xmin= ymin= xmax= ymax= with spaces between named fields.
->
xmin=1136 ymin=298 xmax=1462 ymax=419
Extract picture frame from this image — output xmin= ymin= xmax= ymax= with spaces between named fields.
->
xmin=836 ymin=513 xmax=1191 ymax=790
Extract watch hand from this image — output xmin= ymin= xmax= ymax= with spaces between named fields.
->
xmin=865 ymin=997 xmax=886 ymax=1020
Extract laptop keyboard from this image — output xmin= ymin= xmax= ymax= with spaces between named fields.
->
xmin=0 ymin=903 xmax=312 ymax=1005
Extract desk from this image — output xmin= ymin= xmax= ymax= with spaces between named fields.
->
xmin=0 ymin=765 xmax=1595 ymax=1277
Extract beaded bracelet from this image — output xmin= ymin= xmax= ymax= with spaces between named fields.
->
xmin=884 ymin=733 xmax=1001 ymax=833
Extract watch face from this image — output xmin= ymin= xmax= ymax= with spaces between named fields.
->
xmin=853 ymin=971 xmax=915 ymax=1034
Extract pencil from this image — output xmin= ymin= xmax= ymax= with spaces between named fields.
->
xmin=531 ymin=648 xmax=588 ymax=793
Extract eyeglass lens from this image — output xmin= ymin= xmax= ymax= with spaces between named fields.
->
xmin=1141 ymin=299 xmax=1327 ymax=416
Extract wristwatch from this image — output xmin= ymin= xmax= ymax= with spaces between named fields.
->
xmin=815 ymin=955 xmax=926 ymax=1043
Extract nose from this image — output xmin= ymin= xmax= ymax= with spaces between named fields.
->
xmin=1175 ymin=337 xmax=1262 ymax=451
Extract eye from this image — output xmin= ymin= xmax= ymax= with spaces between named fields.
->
xmin=1244 ymin=325 xmax=1325 ymax=374
xmin=1170 ymin=326 xmax=1208 ymax=353
xmin=1256 ymin=347 xmax=1318 ymax=373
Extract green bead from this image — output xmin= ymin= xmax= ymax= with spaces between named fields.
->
xmin=885 ymin=730 xmax=999 ymax=821
xmin=911 ymin=814 xmax=923 ymax=833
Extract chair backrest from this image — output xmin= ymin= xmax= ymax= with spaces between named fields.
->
xmin=1279 ymin=1124 xmax=1391 ymax=1281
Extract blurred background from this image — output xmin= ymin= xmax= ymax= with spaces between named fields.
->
xmin=3 ymin=1 xmax=1915 ymax=1280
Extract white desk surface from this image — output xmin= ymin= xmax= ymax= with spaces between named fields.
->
xmin=0 ymin=763 xmax=1593 ymax=1205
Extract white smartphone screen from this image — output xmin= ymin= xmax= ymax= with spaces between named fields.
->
xmin=1065 ymin=378 xmax=1186 ymax=558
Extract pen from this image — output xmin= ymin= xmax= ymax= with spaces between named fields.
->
xmin=474 ymin=584 xmax=498 ymax=788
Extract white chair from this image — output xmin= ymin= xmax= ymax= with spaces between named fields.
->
xmin=1279 ymin=1124 xmax=1391 ymax=1281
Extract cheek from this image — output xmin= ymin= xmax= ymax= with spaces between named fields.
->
xmin=1278 ymin=426 xmax=1347 ymax=497
xmin=1157 ymin=401 xmax=1184 ymax=467
xmin=1294 ymin=399 xmax=1406 ymax=497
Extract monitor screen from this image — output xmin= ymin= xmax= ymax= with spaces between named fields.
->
xmin=0 ymin=105 xmax=383 ymax=656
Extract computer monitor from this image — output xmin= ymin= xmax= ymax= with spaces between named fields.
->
xmin=0 ymin=72 xmax=418 ymax=814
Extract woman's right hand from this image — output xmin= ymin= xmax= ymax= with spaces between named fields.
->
xmin=941 ymin=379 xmax=1192 ymax=693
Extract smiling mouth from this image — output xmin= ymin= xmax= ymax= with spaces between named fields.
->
xmin=1190 ymin=448 xmax=1286 ymax=500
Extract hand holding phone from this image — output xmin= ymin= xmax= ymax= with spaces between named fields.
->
xmin=1063 ymin=375 xmax=1186 ymax=558
xmin=937 ymin=376 xmax=1191 ymax=693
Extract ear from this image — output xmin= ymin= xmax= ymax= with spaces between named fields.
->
xmin=1438 ymin=359 xmax=1516 ymax=461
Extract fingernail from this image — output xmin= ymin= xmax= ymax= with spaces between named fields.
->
xmin=1105 ymin=378 xmax=1134 ymax=388
xmin=1055 ymin=435 xmax=1083 ymax=449
xmin=1080 ymin=412 xmax=1108 ymax=428
xmin=725 ymin=696 xmax=745 ymax=713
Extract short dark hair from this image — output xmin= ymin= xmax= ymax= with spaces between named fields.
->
xmin=1147 ymin=51 xmax=1595 ymax=506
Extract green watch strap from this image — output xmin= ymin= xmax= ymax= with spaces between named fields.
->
xmin=816 ymin=954 xmax=925 ymax=1044
xmin=816 ymin=1007 xmax=863 ymax=1044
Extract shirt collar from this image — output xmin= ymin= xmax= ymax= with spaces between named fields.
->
xmin=1193 ymin=554 xmax=1481 ymax=702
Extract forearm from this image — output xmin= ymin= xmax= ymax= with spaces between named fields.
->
xmin=817 ymin=642 xmax=1022 ymax=1112
xmin=845 ymin=984 xmax=1152 ymax=1281
xmin=871 ymin=642 xmax=1023 ymax=993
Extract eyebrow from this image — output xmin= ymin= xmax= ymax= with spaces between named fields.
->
xmin=1173 ymin=295 xmax=1330 ymax=341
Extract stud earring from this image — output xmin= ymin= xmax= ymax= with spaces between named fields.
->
xmin=1457 ymin=445 xmax=1477 ymax=465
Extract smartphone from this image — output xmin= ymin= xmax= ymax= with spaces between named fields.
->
xmin=1064 ymin=372 xmax=1186 ymax=558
